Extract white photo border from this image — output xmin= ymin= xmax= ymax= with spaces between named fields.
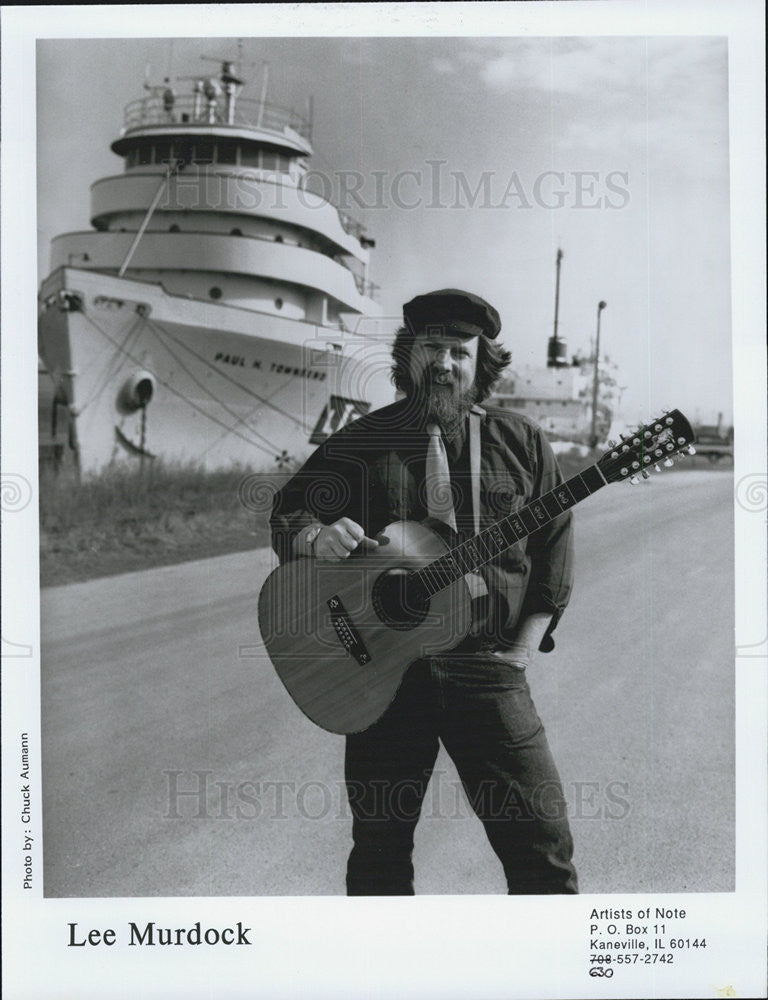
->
xmin=2 ymin=3 xmax=765 ymax=999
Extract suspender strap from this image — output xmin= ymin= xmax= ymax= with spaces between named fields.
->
xmin=469 ymin=406 xmax=484 ymax=536
xmin=465 ymin=406 xmax=488 ymax=601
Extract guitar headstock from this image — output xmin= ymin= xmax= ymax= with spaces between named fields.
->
xmin=597 ymin=409 xmax=696 ymax=484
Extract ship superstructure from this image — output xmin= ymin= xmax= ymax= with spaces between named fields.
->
xmin=39 ymin=60 xmax=392 ymax=472
xmin=492 ymin=359 xmax=622 ymax=445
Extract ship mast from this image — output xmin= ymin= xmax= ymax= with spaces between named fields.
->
xmin=547 ymin=247 xmax=567 ymax=368
xmin=553 ymin=247 xmax=562 ymax=344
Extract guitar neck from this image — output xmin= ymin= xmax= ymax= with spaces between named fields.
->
xmin=413 ymin=463 xmax=607 ymax=597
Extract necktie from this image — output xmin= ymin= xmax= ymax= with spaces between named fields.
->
xmin=426 ymin=416 xmax=489 ymax=609
xmin=425 ymin=423 xmax=457 ymax=530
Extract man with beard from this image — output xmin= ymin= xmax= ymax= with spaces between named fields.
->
xmin=270 ymin=289 xmax=577 ymax=894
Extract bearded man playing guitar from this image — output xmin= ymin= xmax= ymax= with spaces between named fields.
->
xmin=270 ymin=289 xmax=578 ymax=895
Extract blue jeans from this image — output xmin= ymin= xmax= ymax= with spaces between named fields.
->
xmin=345 ymin=655 xmax=578 ymax=895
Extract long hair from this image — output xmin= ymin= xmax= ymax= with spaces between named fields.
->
xmin=390 ymin=326 xmax=512 ymax=403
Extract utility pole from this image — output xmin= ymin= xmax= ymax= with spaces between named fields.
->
xmin=589 ymin=300 xmax=607 ymax=448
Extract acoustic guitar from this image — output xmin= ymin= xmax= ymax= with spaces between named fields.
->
xmin=258 ymin=409 xmax=695 ymax=734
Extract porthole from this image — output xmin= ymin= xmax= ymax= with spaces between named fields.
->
xmin=230 ymin=228 xmax=243 ymax=236
xmin=274 ymin=234 xmax=284 ymax=243
xmin=274 ymin=298 xmax=284 ymax=310
xmin=209 ymin=287 xmax=222 ymax=300
xmin=169 ymin=224 xmax=180 ymax=233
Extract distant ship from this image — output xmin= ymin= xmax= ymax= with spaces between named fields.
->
xmin=38 ymin=59 xmax=393 ymax=472
xmin=491 ymin=354 xmax=623 ymax=448
xmin=491 ymin=249 xmax=622 ymax=449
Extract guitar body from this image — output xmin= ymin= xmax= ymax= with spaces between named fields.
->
xmin=258 ymin=520 xmax=472 ymax=734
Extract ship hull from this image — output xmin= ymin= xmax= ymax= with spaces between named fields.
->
xmin=38 ymin=268 xmax=394 ymax=473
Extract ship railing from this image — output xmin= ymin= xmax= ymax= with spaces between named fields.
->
xmin=123 ymin=95 xmax=311 ymax=140
xmin=337 ymin=211 xmax=366 ymax=241
xmin=123 ymin=96 xmax=374 ymax=250
xmin=293 ymin=176 xmax=371 ymax=248
xmin=297 ymin=175 xmax=366 ymax=241
xmin=62 ymin=223 xmax=380 ymax=300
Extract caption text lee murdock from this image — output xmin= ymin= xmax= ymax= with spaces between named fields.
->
xmin=67 ymin=922 xmax=253 ymax=948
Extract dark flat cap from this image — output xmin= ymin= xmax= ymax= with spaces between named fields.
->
xmin=403 ymin=288 xmax=501 ymax=340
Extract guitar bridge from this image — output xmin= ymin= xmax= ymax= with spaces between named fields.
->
xmin=327 ymin=595 xmax=372 ymax=666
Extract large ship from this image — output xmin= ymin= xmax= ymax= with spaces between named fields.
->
xmin=38 ymin=59 xmax=393 ymax=473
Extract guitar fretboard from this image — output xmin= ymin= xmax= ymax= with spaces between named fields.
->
xmin=413 ymin=464 xmax=606 ymax=597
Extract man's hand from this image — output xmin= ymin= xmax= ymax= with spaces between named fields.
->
xmin=313 ymin=518 xmax=380 ymax=561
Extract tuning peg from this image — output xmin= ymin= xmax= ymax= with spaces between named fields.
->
xmin=654 ymin=464 xmax=662 ymax=472
xmin=687 ymin=445 xmax=696 ymax=455
xmin=641 ymin=470 xmax=650 ymax=480
xmin=629 ymin=475 xmax=640 ymax=485
xmin=664 ymin=458 xmax=674 ymax=467
xmin=607 ymin=439 xmax=616 ymax=448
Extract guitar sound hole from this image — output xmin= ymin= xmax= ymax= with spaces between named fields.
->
xmin=371 ymin=569 xmax=430 ymax=631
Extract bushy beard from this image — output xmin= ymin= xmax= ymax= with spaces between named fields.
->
xmin=413 ymin=370 xmax=478 ymax=434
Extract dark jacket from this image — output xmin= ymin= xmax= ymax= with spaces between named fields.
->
xmin=269 ymin=399 xmax=574 ymax=652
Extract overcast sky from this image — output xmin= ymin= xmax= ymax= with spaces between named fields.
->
xmin=37 ymin=33 xmax=732 ymax=425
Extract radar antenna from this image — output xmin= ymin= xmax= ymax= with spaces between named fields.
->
xmin=196 ymin=53 xmax=251 ymax=124
xmin=200 ymin=54 xmax=248 ymax=87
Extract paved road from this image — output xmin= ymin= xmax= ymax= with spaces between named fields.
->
xmin=41 ymin=469 xmax=734 ymax=896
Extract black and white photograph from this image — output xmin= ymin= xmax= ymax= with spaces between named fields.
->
xmin=2 ymin=3 xmax=766 ymax=998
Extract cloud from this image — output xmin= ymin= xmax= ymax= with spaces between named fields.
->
xmin=470 ymin=37 xmax=728 ymax=176
xmin=431 ymin=56 xmax=456 ymax=75
xmin=479 ymin=40 xmax=631 ymax=96
xmin=475 ymin=36 xmax=725 ymax=102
